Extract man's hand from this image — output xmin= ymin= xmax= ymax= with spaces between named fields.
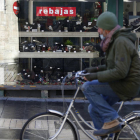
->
xmin=84 ymin=76 xmax=88 ymax=81
xmin=85 ymin=73 xmax=97 ymax=81
xmin=85 ymin=67 xmax=98 ymax=73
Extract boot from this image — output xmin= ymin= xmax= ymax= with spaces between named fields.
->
xmin=93 ymin=119 xmax=121 ymax=136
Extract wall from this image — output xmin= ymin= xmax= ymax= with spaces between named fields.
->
xmin=0 ymin=0 xmax=19 ymax=63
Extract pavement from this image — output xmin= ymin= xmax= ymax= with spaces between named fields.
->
xmin=0 ymin=96 xmax=140 ymax=140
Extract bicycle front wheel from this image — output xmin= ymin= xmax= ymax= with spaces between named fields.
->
xmin=115 ymin=117 xmax=140 ymax=140
xmin=20 ymin=112 xmax=77 ymax=140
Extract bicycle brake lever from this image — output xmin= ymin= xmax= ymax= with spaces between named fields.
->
xmin=82 ymin=70 xmax=88 ymax=74
xmin=79 ymin=73 xmax=90 ymax=76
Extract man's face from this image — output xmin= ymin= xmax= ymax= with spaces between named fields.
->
xmin=98 ymin=27 xmax=107 ymax=37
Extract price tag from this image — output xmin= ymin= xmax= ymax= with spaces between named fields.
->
xmin=53 ymin=51 xmax=55 ymax=53
xmin=64 ymin=51 xmax=66 ymax=53
xmin=88 ymin=51 xmax=91 ymax=53
xmin=38 ymin=51 xmax=40 ymax=53
xmin=80 ymin=30 xmax=82 ymax=32
xmin=43 ymin=51 xmax=45 ymax=53
xmin=74 ymin=51 xmax=76 ymax=53
xmin=67 ymin=20 xmax=69 ymax=22
xmin=59 ymin=30 xmax=61 ymax=32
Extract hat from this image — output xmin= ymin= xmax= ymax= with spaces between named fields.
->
xmin=96 ymin=11 xmax=118 ymax=31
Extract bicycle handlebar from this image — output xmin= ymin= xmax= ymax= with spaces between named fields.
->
xmin=74 ymin=70 xmax=90 ymax=78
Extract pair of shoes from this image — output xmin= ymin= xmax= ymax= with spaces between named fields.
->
xmin=93 ymin=119 xmax=122 ymax=136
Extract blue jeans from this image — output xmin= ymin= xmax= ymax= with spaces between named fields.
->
xmin=81 ymin=80 xmax=120 ymax=130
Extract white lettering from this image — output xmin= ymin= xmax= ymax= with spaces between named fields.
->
xmin=55 ymin=9 xmax=59 ymax=14
xmin=43 ymin=9 xmax=48 ymax=14
xmin=37 ymin=7 xmax=75 ymax=16
xmin=49 ymin=8 xmax=53 ymax=14
xmin=60 ymin=8 xmax=63 ymax=15
xmin=39 ymin=9 xmax=42 ymax=14
xmin=64 ymin=9 xmax=68 ymax=14
xmin=70 ymin=10 xmax=74 ymax=14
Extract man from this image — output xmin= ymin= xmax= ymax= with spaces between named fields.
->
xmin=82 ymin=11 xmax=140 ymax=137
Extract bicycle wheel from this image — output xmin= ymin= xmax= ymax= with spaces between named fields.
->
xmin=20 ymin=112 xmax=77 ymax=140
xmin=115 ymin=117 xmax=140 ymax=140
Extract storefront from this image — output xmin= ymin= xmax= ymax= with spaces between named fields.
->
xmin=0 ymin=0 xmax=139 ymax=98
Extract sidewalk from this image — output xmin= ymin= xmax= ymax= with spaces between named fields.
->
xmin=0 ymin=97 xmax=140 ymax=140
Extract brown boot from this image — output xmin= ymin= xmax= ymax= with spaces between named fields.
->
xmin=93 ymin=119 xmax=121 ymax=136
xmin=102 ymin=119 xmax=120 ymax=129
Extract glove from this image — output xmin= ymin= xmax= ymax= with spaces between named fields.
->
xmin=85 ymin=67 xmax=98 ymax=73
xmin=85 ymin=73 xmax=97 ymax=81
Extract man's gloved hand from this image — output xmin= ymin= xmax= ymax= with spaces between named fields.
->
xmin=85 ymin=67 xmax=98 ymax=73
xmin=85 ymin=73 xmax=97 ymax=81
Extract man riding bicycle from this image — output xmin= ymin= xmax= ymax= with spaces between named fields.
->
xmin=82 ymin=11 xmax=140 ymax=137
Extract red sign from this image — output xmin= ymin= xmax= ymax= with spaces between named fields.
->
xmin=13 ymin=1 xmax=20 ymax=15
xmin=36 ymin=7 xmax=76 ymax=17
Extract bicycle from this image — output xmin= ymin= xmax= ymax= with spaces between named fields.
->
xmin=20 ymin=70 xmax=140 ymax=140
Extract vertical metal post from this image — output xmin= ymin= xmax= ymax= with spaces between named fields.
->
xmin=31 ymin=58 xmax=32 ymax=71
xmin=138 ymin=37 xmax=140 ymax=51
xmin=28 ymin=0 xmax=33 ymax=24
xmin=80 ymin=37 xmax=82 ymax=70
xmin=28 ymin=0 xmax=33 ymax=72
xmin=133 ymin=1 xmax=137 ymax=16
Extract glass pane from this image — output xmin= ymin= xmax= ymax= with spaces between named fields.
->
xmin=18 ymin=1 xmax=104 ymax=32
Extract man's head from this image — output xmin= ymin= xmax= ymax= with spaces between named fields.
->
xmin=96 ymin=11 xmax=118 ymax=37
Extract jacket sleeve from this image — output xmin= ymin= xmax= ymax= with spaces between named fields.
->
xmin=98 ymin=65 xmax=107 ymax=71
xmin=97 ymin=39 xmax=131 ymax=82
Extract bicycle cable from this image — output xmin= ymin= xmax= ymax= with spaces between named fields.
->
xmin=61 ymin=75 xmax=69 ymax=114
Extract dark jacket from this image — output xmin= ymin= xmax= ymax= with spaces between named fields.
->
xmin=97 ymin=28 xmax=140 ymax=101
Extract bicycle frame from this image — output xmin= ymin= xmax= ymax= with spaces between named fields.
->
xmin=48 ymin=86 xmax=98 ymax=140
xmin=48 ymin=75 xmax=140 ymax=140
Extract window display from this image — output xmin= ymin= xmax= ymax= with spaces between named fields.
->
xmin=18 ymin=1 xmax=104 ymax=32
xmin=16 ymin=58 xmax=90 ymax=85
xmin=13 ymin=0 xmax=106 ymax=88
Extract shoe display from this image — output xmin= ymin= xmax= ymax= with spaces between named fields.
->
xmin=20 ymin=41 xmax=36 ymax=52
xmin=130 ymin=18 xmax=140 ymax=31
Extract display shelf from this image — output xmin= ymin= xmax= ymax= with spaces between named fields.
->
xmin=19 ymin=31 xmax=99 ymax=38
xmin=18 ymin=51 xmax=99 ymax=58
xmin=0 ymin=84 xmax=81 ymax=90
